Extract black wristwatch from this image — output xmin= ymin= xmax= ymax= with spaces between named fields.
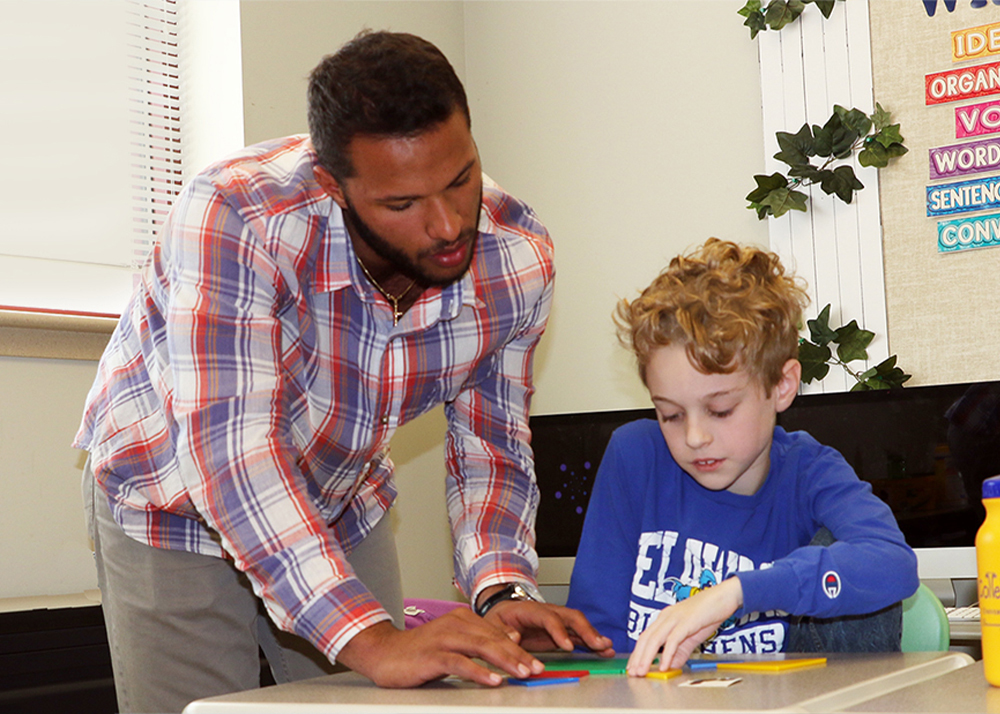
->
xmin=475 ymin=582 xmax=542 ymax=617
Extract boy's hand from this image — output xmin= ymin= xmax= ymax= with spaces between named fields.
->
xmin=483 ymin=600 xmax=615 ymax=657
xmin=626 ymin=576 xmax=743 ymax=677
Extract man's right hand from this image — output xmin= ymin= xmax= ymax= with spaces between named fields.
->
xmin=335 ymin=607 xmax=546 ymax=688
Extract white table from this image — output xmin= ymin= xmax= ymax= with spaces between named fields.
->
xmin=184 ymin=651 xmax=973 ymax=713
xmin=845 ymin=659 xmax=999 ymax=712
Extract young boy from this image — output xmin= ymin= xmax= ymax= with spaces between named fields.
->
xmin=565 ymin=238 xmax=919 ymax=677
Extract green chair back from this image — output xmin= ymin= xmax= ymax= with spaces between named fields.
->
xmin=900 ymin=582 xmax=951 ymax=652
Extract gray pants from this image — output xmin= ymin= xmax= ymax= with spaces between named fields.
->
xmin=84 ymin=461 xmax=405 ymax=713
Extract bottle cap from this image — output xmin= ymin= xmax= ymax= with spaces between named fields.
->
xmin=984 ymin=476 xmax=1000 ymax=499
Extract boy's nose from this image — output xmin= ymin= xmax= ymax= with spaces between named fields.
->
xmin=685 ymin=420 xmax=712 ymax=449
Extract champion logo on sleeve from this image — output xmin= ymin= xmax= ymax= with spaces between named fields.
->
xmin=822 ymin=571 xmax=842 ymax=599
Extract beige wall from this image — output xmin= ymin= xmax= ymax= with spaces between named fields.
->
xmin=0 ymin=356 xmax=98 ymax=599
xmin=240 ymin=1 xmax=467 ymax=144
xmin=462 ymin=1 xmax=768 ymax=414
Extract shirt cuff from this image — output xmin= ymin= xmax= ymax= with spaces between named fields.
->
xmin=290 ymin=575 xmax=395 ymax=663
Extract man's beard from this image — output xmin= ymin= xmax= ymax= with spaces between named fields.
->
xmin=342 ymin=192 xmax=481 ymax=289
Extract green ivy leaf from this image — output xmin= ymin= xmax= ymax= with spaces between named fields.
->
xmin=812 ymin=115 xmax=839 ymax=158
xmin=851 ymin=366 xmax=880 ymax=391
xmin=875 ymin=123 xmax=905 ymax=148
xmin=812 ymin=0 xmax=838 ymax=18
xmin=774 ymin=124 xmax=816 ymax=167
xmin=852 ymin=374 xmax=889 ymax=391
xmin=744 ymin=11 xmax=768 ymax=38
xmin=833 ymin=105 xmax=872 ymax=137
xmin=858 ymin=141 xmax=889 ymax=168
xmin=741 ymin=0 xmax=842 ymax=38
xmin=871 ymin=103 xmax=892 ymax=132
xmin=737 ymin=0 xmax=766 ymax=38
xmin=852 ymin=356 xmax=911 ymax=391
xmin=806 ymin=304 xmax=837 ymax=346
xmin=834 ymin=319 xmax=874 ymax=363
xmin=875 ymin=356 xmax=911 ymax=387
xmin=760 ymin=186 xmax=809 ymax=217
xmin=813 ymin=113 xmax=858 ymax=159
xmin=799 ymin=340 xmax=832 ymax=383
xmin=819 ymin=165 xmax=865 ymax=203
xmin=859 ymin=139 xmax=907 ymax=168
xmin=885 ymin=143 xmax=908 ymax=159
xmin=746 ymin=172 xmax=788 ymax=203
xmin=799 ymin=302 xmax=909 ymax=390
xmin=787 ymin=163 xmax=826 ymax=182
xmin=765 ymin=0 xmax=807 ymax=31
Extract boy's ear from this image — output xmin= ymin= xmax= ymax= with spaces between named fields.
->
xmin=313 ymin=166 xmax=349 ymax=210
xmin=774 ymin=359 xmax=802 ymax=413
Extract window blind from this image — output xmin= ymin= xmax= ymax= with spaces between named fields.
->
xmin=0 ymin=0 xmax=242 ymax=318
xmin=129 ymin=0 xmax=183 ymax=270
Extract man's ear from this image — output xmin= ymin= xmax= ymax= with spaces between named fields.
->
xmin=774 ymin=358 xmax=802 ymax=413
xmin=313 ymin=166 xmax=348 ymax=209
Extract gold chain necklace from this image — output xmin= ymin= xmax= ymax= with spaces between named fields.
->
xmin=356 ymin=256 xmax=417 ymax=326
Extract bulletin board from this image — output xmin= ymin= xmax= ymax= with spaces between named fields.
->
xmin=869 ymin=2 xmax=1000 ymax=384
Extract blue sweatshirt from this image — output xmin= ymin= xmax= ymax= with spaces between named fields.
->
xmin=566 ymin=421 xmax=919 ymax=655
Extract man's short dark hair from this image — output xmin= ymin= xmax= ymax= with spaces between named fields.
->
xmin=307 ymin=30 xmax=471 ymax=180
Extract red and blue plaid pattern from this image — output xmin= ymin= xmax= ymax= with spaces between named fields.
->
xmin=74 ymin=135 xmax=554 ymax=661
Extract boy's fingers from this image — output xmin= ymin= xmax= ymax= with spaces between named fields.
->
xmin=626 ymin=633 xmax=662 ymax=676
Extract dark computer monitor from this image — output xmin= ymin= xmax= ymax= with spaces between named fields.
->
xmin=530 ymin=380 xmax=1000 ymax=582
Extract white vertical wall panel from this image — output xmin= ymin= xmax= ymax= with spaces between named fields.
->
xmin=845 ymin=0 xmax=889 ymax=373
xmin=758 ymin=0 xmax=887 ymax=394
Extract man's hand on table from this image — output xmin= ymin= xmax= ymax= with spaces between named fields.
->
xmin=482 ymin=599 xmax=615 ymax=657
xmin=336 ymin=600 xmax=614 ymax=688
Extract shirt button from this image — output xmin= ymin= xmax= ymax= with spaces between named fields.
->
xmin=380 ymin=415 xmax=390 ymax=425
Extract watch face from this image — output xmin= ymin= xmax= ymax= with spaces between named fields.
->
xmin=477 ymin=582 xmax=544 ymax=616
xmin=515 ymin=583 xmax=544 ymax=603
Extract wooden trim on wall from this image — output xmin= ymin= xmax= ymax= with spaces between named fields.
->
xmin=0 ymin=310 xmax=116 ymax=361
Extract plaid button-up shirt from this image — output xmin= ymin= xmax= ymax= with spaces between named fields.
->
xmin=74 ymin=135 xmax=554 ymax=660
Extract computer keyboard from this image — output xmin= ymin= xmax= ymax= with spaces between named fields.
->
xmin=945 ymin=605 xmax=981 ymax=640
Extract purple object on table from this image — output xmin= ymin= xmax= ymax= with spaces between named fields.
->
xmin=403 ymin=598 xmax=469 ymax=629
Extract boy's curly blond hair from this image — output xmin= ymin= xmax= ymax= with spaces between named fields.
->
xmin=615 ymin=238 xmax=809 ymax=393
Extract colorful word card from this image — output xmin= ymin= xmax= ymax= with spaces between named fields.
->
xmin=957 ymin=99 xmax=1000 ymax=139
xmin=716 ymin=657 xmax=827 ymax=673
xmin=926 ymin=60 xmax=1000 ymax=105
xmin=938 ymin=211 xmax=1000 ymax=252
xmin=927 ymin=175 xmax=1000 ymax=216
xmin=929 ymin=137 xmax=1000 ymax=180
xmin=952 ymin=21 xmax=1000 ymax=62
